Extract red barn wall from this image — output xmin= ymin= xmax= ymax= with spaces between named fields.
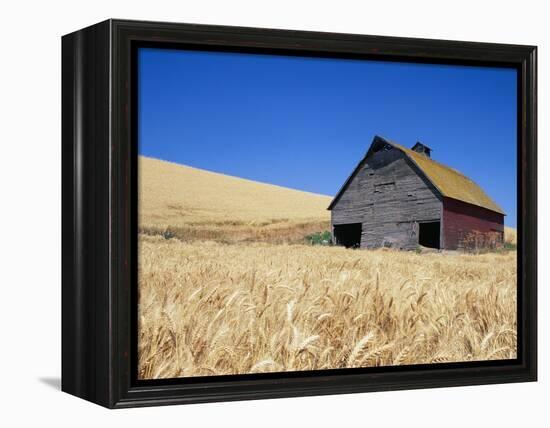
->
xmin=442 ymin=198 xmax=504 ymax=250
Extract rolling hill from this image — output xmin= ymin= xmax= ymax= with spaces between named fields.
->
xmin=138 ymin=156 xmax=332 ymax=243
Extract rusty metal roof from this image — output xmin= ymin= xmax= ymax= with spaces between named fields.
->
xmin=328 ymin=136 xmax=505 ymax=215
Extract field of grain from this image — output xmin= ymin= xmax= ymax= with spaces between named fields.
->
xmin=138 ymin=156 xmax=517 ymax=379
xmin=139 ymin=156 xmax=331 ymax=243
xmin=505 ymin=226 xmax=517 ymax=245
xmin=138 ymin=237 xmax=517 ymax=378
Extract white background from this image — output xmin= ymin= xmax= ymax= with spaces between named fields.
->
xmin=0 ymin=0 xmax=546 ymax=426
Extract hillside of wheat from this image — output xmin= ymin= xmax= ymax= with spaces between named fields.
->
xmin=139 ymin=156 xmax=331 ymax=243
xmin=504 ymin=226 xmax=517 ymax=245
xmin=138 ymin=156 xmax=517 ymax=379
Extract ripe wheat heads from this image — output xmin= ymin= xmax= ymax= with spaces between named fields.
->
xmin=138 ymin=236 xmax=517 ymax=379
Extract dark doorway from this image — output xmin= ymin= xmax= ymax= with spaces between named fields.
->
xmin=333 ymin=223 xmax=362 ymax=248
xmin=419 ymin=221 xmax=440 ymax=249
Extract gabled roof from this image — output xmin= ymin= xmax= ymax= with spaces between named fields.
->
xmin=328 ymin=135 xmax=505 ymax=215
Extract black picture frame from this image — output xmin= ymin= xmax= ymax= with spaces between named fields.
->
xmin=62 ymin=19 xmax=537 ymax=408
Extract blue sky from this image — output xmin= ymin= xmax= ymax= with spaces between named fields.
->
xmin=138 ymin=48 xmax=517 ymax=226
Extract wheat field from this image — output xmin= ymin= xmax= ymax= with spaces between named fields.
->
xmin=504 ymin=226 xmax=517 ymax=245
xmin=139 ymin=156 xmax=331 ymax=243
xmin=138 ymin=156 xmax=517 ymax=379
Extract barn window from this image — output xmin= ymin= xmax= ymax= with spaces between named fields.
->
xmin=372 ymin=143 xmax=394 ymax=153
xmin=418 ymin=221 xmax=440 ymax=249
xmin=333 ymin=223 xmax=362 ymax=248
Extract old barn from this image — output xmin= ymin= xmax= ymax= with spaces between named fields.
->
xmin=328 ymin=135 xmax=505 ymax=250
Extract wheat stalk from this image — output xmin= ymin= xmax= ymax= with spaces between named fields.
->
xmin=138 ymin=234 xmax=517 ymax=379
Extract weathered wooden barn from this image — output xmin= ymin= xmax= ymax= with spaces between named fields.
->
xmin=328 ymin=135 xmax=505 ymax=250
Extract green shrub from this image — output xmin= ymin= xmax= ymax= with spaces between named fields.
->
xmin=503 ymin=242 xmax=517 ymax=251
xmin=306 ymin=231 xmax=332 ymax=246
xmin=162 ymin=229 xmax=176 ymax=240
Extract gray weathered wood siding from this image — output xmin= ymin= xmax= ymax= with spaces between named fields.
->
xmin=331 ymin=149 xmax=442 ymax=249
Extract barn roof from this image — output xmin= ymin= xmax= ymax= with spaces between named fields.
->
xmin=328 ymin=135 xmax=505 ymax=215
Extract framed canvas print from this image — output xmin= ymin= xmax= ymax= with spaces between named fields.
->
xmin=61 ymin=19 xmax=537 ymax=408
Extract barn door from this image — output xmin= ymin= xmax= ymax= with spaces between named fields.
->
xmin=333 ymin=223 xmax=362 ymax=248
xmin=418 ymin=221 xmax=440 ymax=249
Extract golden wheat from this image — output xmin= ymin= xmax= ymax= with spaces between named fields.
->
xmin=138 ymin=156 xmax=331 ymax=222
xmin=138 ymin=236 xmax=517 ymax=379
xmin=137 ymin=156 xmax=517 ymax=379
xmin=505 ymin=226 xmax=517 ymax=245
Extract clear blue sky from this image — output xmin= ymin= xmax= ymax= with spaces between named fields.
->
xmin=138 ymin=48 xmax=517 ymax=226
